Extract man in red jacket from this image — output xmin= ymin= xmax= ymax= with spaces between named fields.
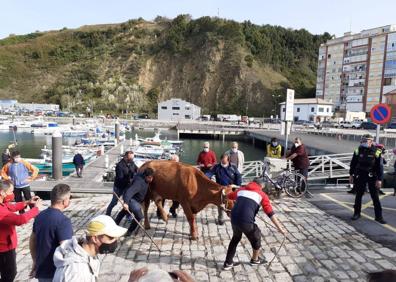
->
xmin=0 ymin=181 xmax=42 ymax=282
xmin=196 ymin=141 xmax=217 ymax=176
xmin=223 ymin=178 xmax=286 ymax=270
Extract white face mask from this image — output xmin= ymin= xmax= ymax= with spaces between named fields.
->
xmin=231 ymin=148 xmax=237 ymax=153
xmin=221 ymin=163 xmax=229 ymax=168
xmin=272 ymin=142 xmax=278 ymax=147
xmin=13 ymin=157 xmax=21 ymax=162
xmin=294 ymin=143 xmax=300 ymax=148
xmin=203 ymin=148 xmax=209 ymax=152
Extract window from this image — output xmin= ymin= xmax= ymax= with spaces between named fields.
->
xmin=318 ymin=107 xmax=324 ymax=112
xmin=328 ymin=54 xmax=331 ymax=59
xmin=172 ymin=113 xmax=179 ymax=116
xmin=297 ymin=107 xmax=300 ymax=112
xmin=185 ymin=107 xmax=190 ymax=110
xmin=172 ymin=107 xmax=180 ymax=110
xmin=185 ymin=115 xmax=191 ymax=119
xmin=327 ymin=108 xmax=329 ymax=112
xmin=161 ymin=106 xmax=167 ymax=110
xmin=384 ymin=78 xmax=392 ymax=86
xmin=311 ymin=107 xmax=314 ymax=112
xmin=282 ymin=108 xmax=285 ymax=112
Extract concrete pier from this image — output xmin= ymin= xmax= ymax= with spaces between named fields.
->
xmin=51 ymin=131 xmax=63 ymax=180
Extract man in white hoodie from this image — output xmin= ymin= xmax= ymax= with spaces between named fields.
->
xmin=53 ymin=215 xmax=127 ymax=282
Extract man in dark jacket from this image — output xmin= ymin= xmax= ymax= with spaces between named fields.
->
xmin=349 ymin=134 xmax=386 ymax=224
xmin=115 ymin=168 xmax=154 ymax=236
xmin=207 ymin=154 xmax=242 ymax=225
xmin=286 ymin=137 xmax=309 ymax=193
xmin=105 ymin=151 xmax=138 ymax=216
xmin=72 ymin=151 xmax=85 ymax=178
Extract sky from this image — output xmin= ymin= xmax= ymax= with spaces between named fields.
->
xmin=1 ymin=0 xmax=396 ymax=39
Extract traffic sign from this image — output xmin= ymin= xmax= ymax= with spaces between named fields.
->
xmin=284 ymin=89 xmax=294 ymax=121
xmin=370 ymin=103 xmax=392 ymax=125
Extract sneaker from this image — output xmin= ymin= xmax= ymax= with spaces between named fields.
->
xmin=250 ymin=257 xmax=267 ymax=266
xmin=378 ymin=190 xmax=385 ymax=195
xmin=125 ymin=230 xmax=133 ymax=237
xmin=351 ymin=214 xmax=360 ymax=220
xmin=223 ymin=262 xmax=240 ymax=270
xmin=375 ymin=218 xmax=387 ymax=224
xmin=347 ymin=189 xmax=356 ymax=194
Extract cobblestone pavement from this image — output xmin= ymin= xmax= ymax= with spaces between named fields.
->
xmin=14 ymin=195 xmax=396 ymax=282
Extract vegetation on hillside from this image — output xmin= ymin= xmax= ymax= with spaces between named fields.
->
xmin=0 ymin=15 xmax=331 ymax=116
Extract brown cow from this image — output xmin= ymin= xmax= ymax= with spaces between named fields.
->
xmin=140 ymin=160 xmax=233 ymax=240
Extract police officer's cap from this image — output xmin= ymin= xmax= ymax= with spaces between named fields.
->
xmin=361 ymin=134 xmax=374 ymax=141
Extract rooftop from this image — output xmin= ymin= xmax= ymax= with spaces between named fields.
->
xmin=279 ymin=98 xmax=333 ymax=105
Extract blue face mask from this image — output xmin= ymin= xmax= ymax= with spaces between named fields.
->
xmin=360 ymin=142 xmax=369 ymax=148
xmin=272 ymin=142 xmax=278 ymax=147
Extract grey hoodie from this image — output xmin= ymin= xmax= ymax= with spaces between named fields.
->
xmin=53 ymin=236 xmax=100 ymax=282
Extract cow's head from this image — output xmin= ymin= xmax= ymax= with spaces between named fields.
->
xmin=221 ymin=185 xmax=237 ymax=211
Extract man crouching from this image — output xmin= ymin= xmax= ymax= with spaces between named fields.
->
xmin=223 ymin=177 xmax=287 ymax=270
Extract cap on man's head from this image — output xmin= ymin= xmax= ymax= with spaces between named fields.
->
xmin=86 ymin=215 xmax=127 ymax=238
xmin=361 ymin=134 xmax=374 ymax=141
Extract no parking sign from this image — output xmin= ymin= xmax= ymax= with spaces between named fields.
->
xmin=370 ymin=104 xmax=392 ymax=125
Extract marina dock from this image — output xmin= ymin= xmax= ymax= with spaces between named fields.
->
xmin=30 ymin=140 xmax=128 ymax=193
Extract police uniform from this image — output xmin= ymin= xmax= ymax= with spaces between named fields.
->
xmin=349 ymin=144 xmax=385 ymax=223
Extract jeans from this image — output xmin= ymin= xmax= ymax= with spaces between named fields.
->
xmin=75 ymin=165 xmax=84 ymax=177
xmin=14 ymin=186 xmax=32 ymax=214
xmin=354 ymin=173 xmax=383 ymax=219
xmin=115 ymin=198 xmax=143 ymax=234
xmin=106 ymin=186 xmax=122 ymax=216
xmin=225 ymin=223 xmax=261 ymax=264
xmin=0 ymin=249 xmax=17 ymax=282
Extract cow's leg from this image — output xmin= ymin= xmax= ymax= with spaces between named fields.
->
xmin=151 ymin=191 xmax=168 ymax=222
xmin=143 ymin=196 xmax=151 ymax=230
xmin=180 ymin=203 xmax=198 ymax=240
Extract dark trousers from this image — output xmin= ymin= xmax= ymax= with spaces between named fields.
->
xmin=106 ymin=186 xmax=123 ymax=216
xmin=0 ymin=249 xmax=17 ymax=282
xmin=354 ymin=173 xmax=383 ymax=219
xmin=157 ymin=200 xmax=180 ymax=216
xmin=14 ymin=187 xmax=32 ymax=214
xmin=115 ymin=198 xmax=143 ymax=233
xmin=75 ymin=165 xmax=83 ymax=177
xmin=225 ymin=223 xmax=261 ymax=264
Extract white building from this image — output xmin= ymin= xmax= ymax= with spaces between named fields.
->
xmin=16 ymin=103 xmax=59 ymax=112
xmin=158 ymin=98 xmax=201 ymax=121
xmin=279 ymin=98 xmax=333 ymax=122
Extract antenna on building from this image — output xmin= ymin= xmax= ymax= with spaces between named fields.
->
xmin=349 ymin=17 xmax=352 ymax=33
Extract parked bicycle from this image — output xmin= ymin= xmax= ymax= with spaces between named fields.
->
xmin=261 ymin=159 xmax=307 ymax=198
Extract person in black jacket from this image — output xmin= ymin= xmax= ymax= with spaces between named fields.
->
xmin=72 ymin=152 xmax=85 ymax=178
xmin=105 ymin=151 xmax=138 ymax=216
xmin=349 ymin=134 xmax=386 ymax=224
xmin=115 ymin=168 xmax=154 ymax=236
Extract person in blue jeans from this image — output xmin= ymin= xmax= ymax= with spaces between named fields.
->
xmin=29 ymin=184 xmax=73 ymax=282
xmin=106 ymin=151 xmax=138 ymax=216
xmin=115 ymin=168 xmax=154 ymax=236
xmin=206 ymin=154 xmax=242 ymax=225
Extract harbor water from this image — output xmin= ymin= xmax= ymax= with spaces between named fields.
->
xmin=0 ymin=129 xmax=265 ymax=166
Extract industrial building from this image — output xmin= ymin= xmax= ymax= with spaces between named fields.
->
xmin=157 ymin=98 xmax=201 ymax=121
xmin=316 ymin=25 xmax=396 ymax=114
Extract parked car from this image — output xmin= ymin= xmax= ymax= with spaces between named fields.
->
xmin=321 ymin=121 xmax=336 ymax=128
xmin=360 ymin=122 xmax=377 ymax=130
xmin=351 ymin=120 xmax=362 ymax=129
xmin=384 ymin=122 xmax=396 ymax=133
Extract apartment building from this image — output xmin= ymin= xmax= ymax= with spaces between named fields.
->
xmin=316 ymin=25 xmax=396 ymax=114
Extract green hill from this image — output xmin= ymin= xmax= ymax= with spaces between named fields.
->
xmin=0 ymin=15 xmax=331 ymax=116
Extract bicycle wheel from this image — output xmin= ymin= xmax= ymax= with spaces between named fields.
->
xmin=282 ymin=172 xmax=307 ymax=198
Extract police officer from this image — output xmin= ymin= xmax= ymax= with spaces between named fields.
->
xmin=349 ymin=134 xmax=386 ymax=224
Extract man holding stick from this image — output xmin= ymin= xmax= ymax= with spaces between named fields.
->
xmin=115 ymin=168 xmax=154 ymax=237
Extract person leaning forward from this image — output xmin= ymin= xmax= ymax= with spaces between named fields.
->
xmin=115 ymin=168 xmax=155 ymax=237
xmin=349 ymin=134 xmax=386 ymax=224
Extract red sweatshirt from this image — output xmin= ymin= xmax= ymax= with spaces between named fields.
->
xmin=0 ymin=202 xmax=39 ymax=252
xmin=196 ymin=150 xmax=217 ymax=169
